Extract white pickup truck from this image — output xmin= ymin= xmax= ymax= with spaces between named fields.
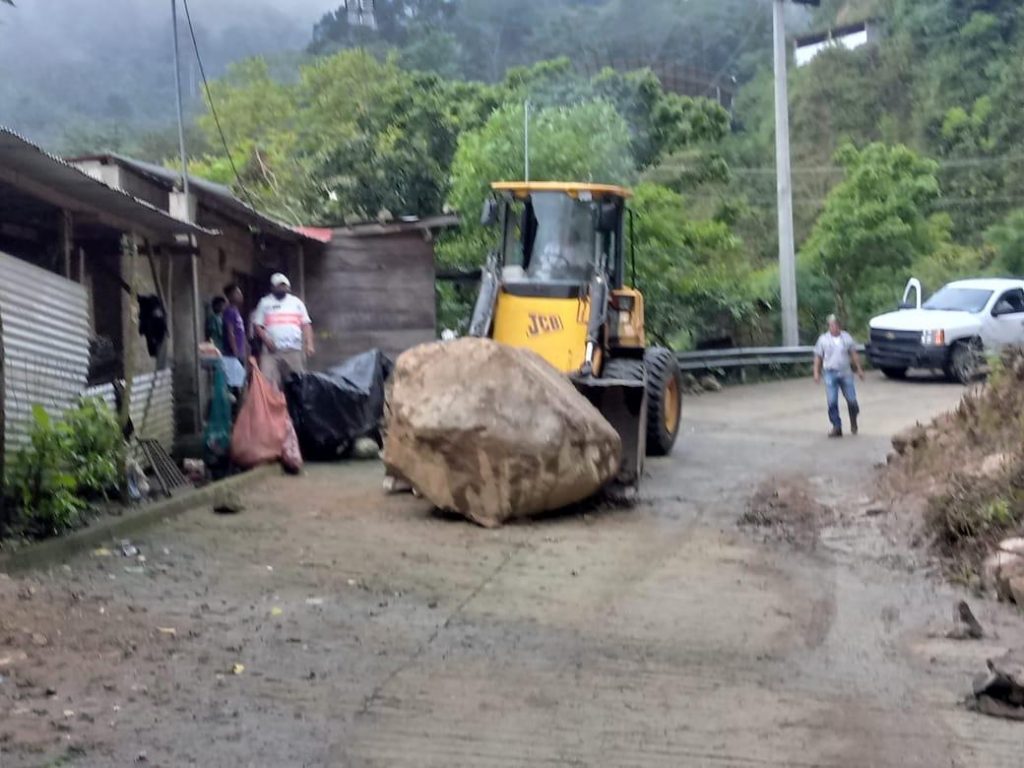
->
xmin=867 ymin=277 xmax=1024 ymax=383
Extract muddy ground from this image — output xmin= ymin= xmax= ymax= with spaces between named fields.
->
xmin=2 ymin=372 xmax=1023 ymax=767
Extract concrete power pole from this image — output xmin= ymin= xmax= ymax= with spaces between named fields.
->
xmin=773 ymin=0 xmax=799 ymax=346
xmin=170 ymin=0 xmax=190 ymax=207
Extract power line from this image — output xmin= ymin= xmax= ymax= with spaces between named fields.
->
xmin=179 ymin=0 xmax=261 ymax=214
xmin=727 ymin=152 xmax=1024 ymax=176
xmin=703 ymin=13 xmax=767 ymax=94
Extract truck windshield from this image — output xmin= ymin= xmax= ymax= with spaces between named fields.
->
xmin=922 ymin=287 xmax=993 ymax=313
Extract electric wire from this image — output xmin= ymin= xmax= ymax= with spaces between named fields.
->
xmin=179 ymin=0 xmax=261 ymax=214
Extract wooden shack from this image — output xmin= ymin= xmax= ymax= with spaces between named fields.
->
xmin=302 ymin=216 xmax=458 ymax=365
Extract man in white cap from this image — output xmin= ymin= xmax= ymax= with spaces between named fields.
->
xmin=252 ymin=273 xmax=315 ymax=390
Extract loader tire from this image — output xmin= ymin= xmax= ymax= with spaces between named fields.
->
xmin=644 ymin=347 xmax=682 ymax=456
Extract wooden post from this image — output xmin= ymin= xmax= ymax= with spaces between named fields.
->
xmin=58 ymin=209 xmax=73 ymax=278
xmin=296 ymin=243 xmax=306 ymax=300
xmin=0 ymin=300 xmax=6 ymax=510
xmin=120 ymin=234 xmax=139 ymax=434
xmin=165 ymin=250 xmax=174 ymax=362
xmin=190 ymin=246 xmax=202 ymax=429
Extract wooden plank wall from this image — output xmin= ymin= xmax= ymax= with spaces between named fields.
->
xmin=305 ymin=230 xmax=437 ymax=365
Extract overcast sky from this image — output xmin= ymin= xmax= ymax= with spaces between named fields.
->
xmin=0 ymin=0 xmax=341 ymax=73
xmin=1 ymin=0 xmax=337 ymax=32
xmin=0 ymin=0 xmax=344 ymax=145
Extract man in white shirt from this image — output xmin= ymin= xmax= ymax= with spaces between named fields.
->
xmin=813 ymin=314 xmax=865 ymax=438
xmin=252 ymin=273 xmax=315 ymax=390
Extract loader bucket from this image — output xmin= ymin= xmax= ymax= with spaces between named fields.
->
xmin=574 ymin=376 xmax=647 ymax=489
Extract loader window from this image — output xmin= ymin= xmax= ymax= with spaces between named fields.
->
xmin=516 ymin=192 xmax=596 ymax=284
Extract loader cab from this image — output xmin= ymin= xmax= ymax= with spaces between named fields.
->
xmin=488 ymin=183 xmax=628 ymax=297
xmin=475 ymin=182 xmax=642 ymax=375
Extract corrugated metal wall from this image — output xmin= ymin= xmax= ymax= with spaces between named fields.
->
xmin=0 ymin=251 xmax=90 ymax=456
xmin=84 ymin=369 xmax=175 ymax=450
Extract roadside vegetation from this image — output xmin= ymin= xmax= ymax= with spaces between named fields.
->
xmin=886 ymin=349 xmax=1024 ymax=579
xmin=1 ymin=399 xmax=124 ymax=541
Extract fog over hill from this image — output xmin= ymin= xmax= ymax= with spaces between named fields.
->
xmin=0 ymin=0 xmax=337 ymax=149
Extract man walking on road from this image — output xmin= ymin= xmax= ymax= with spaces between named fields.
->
xmin=813 ymin=314 xmax=865 ymax=438
xmin=253 ymin=273 xmax=315 ymax=390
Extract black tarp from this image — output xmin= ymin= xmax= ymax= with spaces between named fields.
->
xmin=285 ymin=349 xmax=393 ymax=460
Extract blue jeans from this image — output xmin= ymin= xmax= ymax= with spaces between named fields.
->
xmin=824 ymin=370 xmax=859 ymax=430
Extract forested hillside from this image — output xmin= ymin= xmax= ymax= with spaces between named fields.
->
xmin=727 ymin=0 xmax=1024 ymax=331
xmin=0 ymin=0 xmax=325 ymax=151
xmin=7 ymin=0 xmax=1022 ymax=345
xmin=288 ymin=0 xmax=1024 ymax=341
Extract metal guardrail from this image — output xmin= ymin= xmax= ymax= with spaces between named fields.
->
xmin=676 ymin=345 xmax=866 ymax=372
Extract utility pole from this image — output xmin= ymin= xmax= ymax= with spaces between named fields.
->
xmin=171 ymin=0 xmax=201 ymax=430
xmin=524 ymin=100 xmax=531 ymax=183
xmin=773 ymin=0 xmax=799 ymax=346
xmin=171 ymin=0 xmax=190 ymax=207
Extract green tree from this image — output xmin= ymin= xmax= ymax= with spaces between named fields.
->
xmin=984 ymin=209 xmax=1024 ymax=275
xmin=498 ymin=59 xmax=730 ymax=171
xmin=446 ymin=100 xmax=636 ymax=240
xmin=631 ymin=183 xmax=768 ymax=347
xmin=189 ymin=50 xmax=484 ymax=223
xmin=801 ymin=143 xmax=940 ymax=328
xmin=296 ymin=55 xmax=465 ymax=220
xmin=440 ymin=98 xmax=633 ymax=272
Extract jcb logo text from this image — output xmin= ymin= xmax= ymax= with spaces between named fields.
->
xmin=527 ymin=314 xmax=564 ymax=337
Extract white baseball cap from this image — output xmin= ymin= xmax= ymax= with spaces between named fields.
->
xmin=270 ymin=273 xmax=291 ymax=288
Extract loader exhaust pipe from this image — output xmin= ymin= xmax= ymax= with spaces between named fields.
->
xmin=469 ymin=254 xmax=501 ymax=338
xmin=580 ymin=275 xmax=608 ymax=376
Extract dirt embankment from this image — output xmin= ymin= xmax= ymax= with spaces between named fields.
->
xmin=883 ymin=350 xmax=1024 ymax=592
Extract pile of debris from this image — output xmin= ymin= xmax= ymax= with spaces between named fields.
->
xmin=967 ymin=652 xmax=1024 ymax=721
xmin=383 ymin=338 xmax=621 ymax=527
xmin=741 ymin=478 xmax=832 ymax=549
xmin=884 ymin=348 xmax=1024 ymax=593
xmin=682 ymin=373 xmax=723 ymax=395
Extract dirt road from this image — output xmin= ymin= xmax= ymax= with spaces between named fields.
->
xmin=2 ymin=373 xmax=1022 ymax=767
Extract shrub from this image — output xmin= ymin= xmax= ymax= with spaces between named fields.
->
xmin=63 ymin=397 xmax=123 ymax=495
xmin=7 ymin=398 xmax=124 ymax=538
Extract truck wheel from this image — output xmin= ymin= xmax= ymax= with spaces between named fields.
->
xmin=643 ymin=347 xmax=682 ymax=456
xmin=880 ymin=366 xmax=907 ymax=380
xmin=945 ymin=340 xmax=981 ymax=384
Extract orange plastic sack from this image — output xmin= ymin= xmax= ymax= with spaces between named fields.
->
xmin=231 ymin=359 xmax=295 ymax=468
xmin=281 ymin=420 xmax=304 ymax=473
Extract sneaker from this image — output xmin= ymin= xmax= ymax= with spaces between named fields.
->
xmin=850 ymin=413 xmax=859 ymax=435
xmin=828 ymin=427 xmax=843 ymax=438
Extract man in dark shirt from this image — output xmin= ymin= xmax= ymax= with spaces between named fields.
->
xmin=222 ymin=284 xmax=247 ymax=360
xmin=220 ymin=284 xmax=247 ymax=390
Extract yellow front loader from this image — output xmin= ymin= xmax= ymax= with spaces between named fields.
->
xmin=469 ymin=182 xmax=683 ymax=487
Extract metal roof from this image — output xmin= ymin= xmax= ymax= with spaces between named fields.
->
xmin=0 ymin=128 xmax=213 ymax=238
xmin=491 ymin=181 xmax=633 ymax=199
xmin=324 ymin=214 xmax=461 ymax=238
xmin=71 ymin=153 xmax=317 ymax=244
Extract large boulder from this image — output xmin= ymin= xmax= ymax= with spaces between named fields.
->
xmin=383 ymin=338 xmax=621 ymax=527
